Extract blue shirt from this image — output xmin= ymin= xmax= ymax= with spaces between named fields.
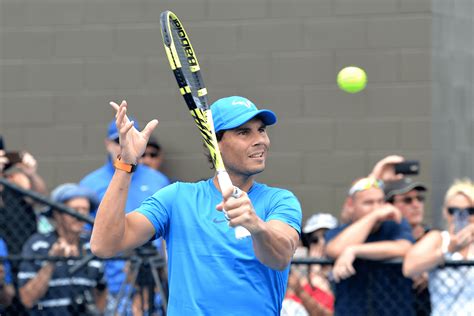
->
xmin=80 ymin=159 xmax=170 ymax=294
xmin=136 ymin=178 xmax=302 ymax=316
xmin=0 ymin=238 xmax=12 ymax=284
xmin=325 ymin=219 xmax=415 ymax=316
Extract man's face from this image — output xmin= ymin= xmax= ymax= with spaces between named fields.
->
xmin=56 ymin=197 xmax=90 ymax=235
xmin=392 ymin=189 xmax=425 ymax=226
xmin=140 ymin=145 xmax=163 ymax=171
xmin=105 ymin=138 xmax=121 ymax=160
xmin=308 ymin=228 xmax=328 ymax=258
xmin=218 ymin=118 xmax=270 ymax=178
xmin=351 ymin=187 xmax=385 ymax=221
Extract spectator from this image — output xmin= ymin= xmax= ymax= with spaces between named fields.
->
xmin=80 ymin=119 xmax=170 ymax=315
xmin=403 ymin=178 xmax=474 ymax=316
xmin=284 ymin=214 xmax=337 ymax=316
xmin=139 ymin=136 xmax=164 ymax=172
xmin=18 ymin=183 xmax=107 ymax=315
xmin=0 ymin=167 xmax=37 ymax=256
xmin=385 ymin=177 xmax=432 ymax=315
xmin=0 ymin=238 xmax=15 ymax=312
xmin=325 ymin=176 xmax=414 ymax=315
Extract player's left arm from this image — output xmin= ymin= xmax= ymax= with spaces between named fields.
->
xmin=218 ymin=190 xmax=300 ymax=270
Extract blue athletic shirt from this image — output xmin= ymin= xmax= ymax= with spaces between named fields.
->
xmin=136 ymin=178 xmax=302 ymax=316
xmin=80 ymin=159 xmax=170 ymax=295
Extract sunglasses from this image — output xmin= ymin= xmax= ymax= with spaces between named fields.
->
xmin=113 ymin=138 xmax=120 ymax=144
xmin=348 ymin=177 xmax=384 ymax=196
xmin=447 ymin=207 xmax=474 ymax=216
xmin=142 ymin=152 xmax=159 ymax=158
xmin=396 ymin=195 xmax=425 ymax=204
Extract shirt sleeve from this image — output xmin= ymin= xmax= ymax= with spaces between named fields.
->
xmin=265 ymin=189 xmax=302 ymax=233
xmin=0 ymin=239 xmax=12 ymax=285
xmin=135 ymin=183 xmax=179 ymax=240
xmin=17 ymin=238 xmax=44 ymax=288
xmin=393 ymin=219 xmax=415 ymax=243
xmin=324 ymin=225 xmax=347 ymax=243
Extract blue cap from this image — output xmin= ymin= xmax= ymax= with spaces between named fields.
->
xmin=211 ymin=96 xmax=277 ymax=133
xmin=107 ymin=119 xmax=139 ymax=140
xmin=50 ymin=183 xmax=99 ymax=211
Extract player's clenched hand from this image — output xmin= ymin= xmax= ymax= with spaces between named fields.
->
xmin=109 ymin=100 xmax=158 ymax=164
xmin=216 ymin=190 xmax=261 ymax=233
xmin=331 ymin=246 xmax=357 ymax=283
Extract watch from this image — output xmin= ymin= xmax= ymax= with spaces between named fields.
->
xmin=114 ymin=155 xmax=137 ymax=173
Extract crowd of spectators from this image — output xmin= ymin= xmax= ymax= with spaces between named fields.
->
xmin=1 ymin=126 xmax=474 ymax=316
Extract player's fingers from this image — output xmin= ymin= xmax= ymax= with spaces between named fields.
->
xmin=121 ymin=120 xmax=135 ymax=135
xmin=141 ymin=119 xmax=159 ymax=139
xmin=109 ymin=101 xmax=120 ymax=111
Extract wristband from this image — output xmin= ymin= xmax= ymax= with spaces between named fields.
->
xmin=114 ymin=155 xmax=137 ymax=173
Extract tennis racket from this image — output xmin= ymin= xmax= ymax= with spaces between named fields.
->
xmin=160 ymin=10 xmax=251 ymax=239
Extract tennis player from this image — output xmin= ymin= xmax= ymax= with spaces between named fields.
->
xmin=91 ymin=96 xmax=302 ymax=315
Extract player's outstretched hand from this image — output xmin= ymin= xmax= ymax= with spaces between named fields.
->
xmin=109 ymin=100 xmax=158 ymax=164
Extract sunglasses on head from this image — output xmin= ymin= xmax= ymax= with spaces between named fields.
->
xmin=398 ymin=195 xmax=425 ymax=204
xmin=142 ymin=152 xmax=159 ymax=158
xmin=348 ymin=177 xmax=384 ymax=196
xmin=447 ymin=207 xmax=474 ymax=216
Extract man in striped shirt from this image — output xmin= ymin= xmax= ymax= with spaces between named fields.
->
xmin=18 ymin=183 xmax=107 ymax=315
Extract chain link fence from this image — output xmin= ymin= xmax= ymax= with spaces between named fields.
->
xmin=1 ymin=177 xmax=474 ymax=315
xmin=0 ymin=177 xmax=167 ymax=316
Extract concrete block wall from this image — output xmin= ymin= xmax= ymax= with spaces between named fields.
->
xmin=0 ymin=0 xmax=432 ymax=222
xmin=431 ymin=0 xmax=474 ymax=227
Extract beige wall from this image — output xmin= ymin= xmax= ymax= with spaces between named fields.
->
xmin=0 ymin=0 xmax=432 ymax=222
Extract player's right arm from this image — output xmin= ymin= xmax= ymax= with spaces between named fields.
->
xmin=91 ymin=100 xmax=158 ymax=258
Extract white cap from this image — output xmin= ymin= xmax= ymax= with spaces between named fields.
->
xmin=302 ymin=213 xmax=338 ymax=234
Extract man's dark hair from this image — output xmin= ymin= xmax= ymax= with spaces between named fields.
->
xmin=205 ymin=130 xmax=225 ymax=169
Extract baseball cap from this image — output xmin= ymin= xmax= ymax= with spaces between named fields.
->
xmin=50 ymin=183 xmax=99 ymax=211
xmin=384 ymin=178 xmax=427 ymax=201
xmin=302 ymin=213 xmax=338 ymax=234
xmin=210 ymin=96 xmax=277 ymax=133
xmin=107 ymin=119 xmax=139 ymax=140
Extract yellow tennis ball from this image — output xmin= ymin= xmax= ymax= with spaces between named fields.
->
xmin=337 ymin=66 xmax=367 ymax=94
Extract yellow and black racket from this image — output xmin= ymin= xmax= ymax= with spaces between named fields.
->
xmin=160 ymin=10 xmax=250 ymax=239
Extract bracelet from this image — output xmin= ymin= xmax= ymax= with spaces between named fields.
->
xmin=114 ymin=155 xmax=137 ymax=173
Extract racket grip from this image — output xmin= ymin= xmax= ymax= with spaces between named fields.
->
xmin=231 ymin=187 xmax=251 ymax=240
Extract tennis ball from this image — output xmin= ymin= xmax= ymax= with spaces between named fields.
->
xmin=337 ymin=66 xmax=367 ymax=94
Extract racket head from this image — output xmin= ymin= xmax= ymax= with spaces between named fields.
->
xmin=160 ymin=10 xmax=225 ymax=172
xmin=160 ymin=10 xmax=209 ymax=111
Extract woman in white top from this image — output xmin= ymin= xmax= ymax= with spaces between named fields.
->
xmin=403 ymin=179 xmax=474 ymax=316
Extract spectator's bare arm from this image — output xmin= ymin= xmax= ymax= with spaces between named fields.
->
xmin=326 ymin=204 xmax=401 ymax=258
xmin=0 ymin=150 xmax=7 ymax=175
xmin=404 ymin=224 xmax=474 ymax=277
xmin=288 ymin=271 xmax=333 ymax=316
xmin=369 ymin=155 xmax=404 ymax=182
xmin=0 ymin=264 xmax=15 ymax=307
xmin=16 ymin=152 xmax=48 ymax=195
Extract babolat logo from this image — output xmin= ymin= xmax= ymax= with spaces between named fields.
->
xmin=172 ymin=17 xmax=197 ymax=67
